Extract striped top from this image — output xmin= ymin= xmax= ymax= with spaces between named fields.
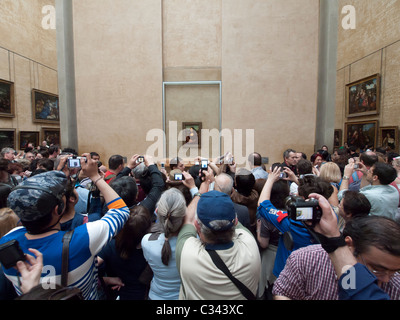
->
xmin=0 ymin=197 xmax=129 ymax=300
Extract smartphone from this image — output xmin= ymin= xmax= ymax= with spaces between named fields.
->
xmin=161 ymin=162 xmax=165 ymax=169
xmin=174 ymin=173 xmax=185 ymax=181
xmin=201 ymin=160 xmax=208 ymax=170
xmin=279 ymin=167 xmax=287 ymax=179
xmin=0 ymin=240 xmax=26 ymax=269
xmin=68 ymin=157 xmax=85 ymax=169
xmin=201 ymin=160 xmax=208 ymax=178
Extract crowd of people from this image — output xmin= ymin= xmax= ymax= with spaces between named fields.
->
xmin=0 ymin=142 xmax=399 ymax=300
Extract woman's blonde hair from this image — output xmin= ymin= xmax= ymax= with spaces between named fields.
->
xmin=319 ymin=162 xmax=342 ymax=184
xmin=156 ymin=188 xmax=186 ymax=266
xmin=0 ymin=208 xmax=19 ymax=238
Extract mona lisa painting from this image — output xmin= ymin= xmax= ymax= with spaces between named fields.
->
xmin=182 ymin=122 xmax=202 ymax=148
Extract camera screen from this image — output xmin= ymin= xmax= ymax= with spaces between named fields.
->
xmin=68 ymin=159 xmax=81 ymax=168
xmin=174 ymin=174 xmax=183 ymax=181
xmin=201 ymin=160 xmax=208 ymax=169
xmin=295 ymin=207 xmax=313 ymax=221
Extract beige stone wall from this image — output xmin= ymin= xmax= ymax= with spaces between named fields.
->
xmin=72 ymin=0 xmax=320 ymax=165
xmin=336 ymin=0 xmax=400 ymax=149
xmin=72 ymin=0 xmax=163 ymax=160
xmin=221 ymin=0 xmax=319 ymax=164
xmin=0 ymin=0 xmax=57 ymax=150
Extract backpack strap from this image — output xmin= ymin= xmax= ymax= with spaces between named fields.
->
xmin=206 ymin=249 xmax=256 ymax=300
xmin=61 ymin=230 xmax=74 ymax=287
xmin=148 ymin=232 xmax=161 ymax=241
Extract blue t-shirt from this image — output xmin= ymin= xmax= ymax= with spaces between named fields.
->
xmin=257 ymin=200 xmax=317 ymax=278
xmin=141 ymin=233 xmax=181 ymax=300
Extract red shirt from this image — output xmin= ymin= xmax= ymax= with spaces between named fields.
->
xmin=104 ymin=170 xmax=116 ymax=184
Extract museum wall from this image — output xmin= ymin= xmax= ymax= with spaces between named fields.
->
xmin=335 ymin=0 xmax=400 ymax=151
xmin=0 ymin=0 xmax=58 ymax=150
xmin=72 ymin=0 xmax=163 ymax=161
xmin=221 ymin=0 xmax=319 ymax=164
xmin=71 ymin=0 xmax=320 ymax=165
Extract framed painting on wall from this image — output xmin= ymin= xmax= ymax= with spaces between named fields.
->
xmin=334 ymin=129 xmax=342 ymax=149
xmin=41 ymin=128 xmax=60 ymax=146
xmin=182 ymin=122 xmax=202 ymax=148
xmin=345 ymin=120 xmax=378 ymax=150
xmin=19 ymin=131 xmax=39 ymax=150
xmin=0 ymin=129 xmax=16 ymax=150
xmin=346 ymin=74 xmax=380 ymax=118
xmin=32 ymin=89 xmax=60 ymax=124
xmin=379 ymin=126 xmax=398 ymax=153
xmin=0 ymin=79 xmax=15 ymax=118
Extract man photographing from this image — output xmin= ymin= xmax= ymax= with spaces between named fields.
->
xmin=0 ymin=153 xmax=130 ymax=299
xmin=272 ymin=192 xmax=400 ymax=300
xmin=176 ymin=168 xmax=261 ymax=300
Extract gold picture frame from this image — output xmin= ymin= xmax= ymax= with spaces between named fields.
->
xmin=379 ymin=126 xmax=399 ymax=153
xmin=346 ymin=74 xmax=380 ymax=118
xmin=345 ymin=120 xmax=378 ymax=150
xmin=32 ymin=89 xmax=60 ymax=124
xmin=0 ymin=79 xmax=15 ymax=118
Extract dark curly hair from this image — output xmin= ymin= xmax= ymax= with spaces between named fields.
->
xmin=298 ymin=175 xmax=333 ymax=199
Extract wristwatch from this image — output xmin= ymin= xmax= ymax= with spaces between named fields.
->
xmin=194 ymin=192 xmax=202 ymax=197
xmin=343 ymin=176 xmax=350 ymax=180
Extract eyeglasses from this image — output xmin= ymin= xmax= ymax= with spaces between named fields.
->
xmin=360 ymin=255 xmax=400 ymax=278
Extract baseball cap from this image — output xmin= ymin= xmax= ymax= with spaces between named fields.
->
xmin=7 ymin=171 xmax=67 ymax=222
xmin=197 ymin=191 xmax=236 ymax=231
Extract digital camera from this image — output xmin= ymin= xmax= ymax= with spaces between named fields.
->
xmin=174 ymin=173 xmax=185 ymax=181
xmin=285 ymin=196 xmax=322 ymax=223
xmin=0 ymin=240 xmax=26 ymax=269
xmin=136 ymin=156 xmax=144 ymax=164
xmin=68 ymin=156 xmax=86 ymax=169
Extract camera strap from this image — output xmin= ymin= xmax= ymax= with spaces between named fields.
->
xmin=300 ymin=222 xmax=322 ymax=244
xmin=308 ymin=230 xmax=347 ymax=254
xmin=206 ymin=249 xmax=256 ymax=300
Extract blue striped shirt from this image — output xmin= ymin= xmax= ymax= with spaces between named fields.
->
xmin=0 ymin=198 xmax=129 ymax=300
